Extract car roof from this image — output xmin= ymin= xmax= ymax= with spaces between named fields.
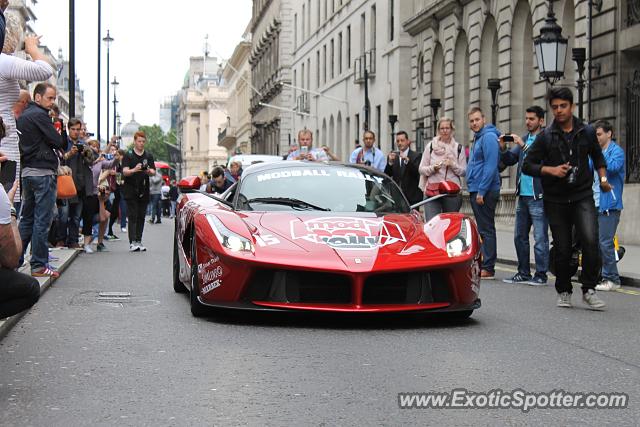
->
xmin=228 ymin=154 xmax=283 ymax=167
xmin=242 ymin=160 xmax=385 ymax=176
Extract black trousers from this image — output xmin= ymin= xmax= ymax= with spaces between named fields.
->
xmin=545 ymin=197 xmax=601 ymax=294
xmin=0 ymin=268 xmax=40 ymax=319
xmin=108 ymin=189 xmax=121 ymax=234
xmin=126 ymin=197 xmax=148 ymax=243
xmin=81 ymin=195 xmax=99 ymax=236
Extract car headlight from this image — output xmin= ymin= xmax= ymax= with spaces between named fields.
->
xmin=206 ymin=214 xmax=254 ymax=253
xmin=446 ymin=218 xmax=472 ymax=257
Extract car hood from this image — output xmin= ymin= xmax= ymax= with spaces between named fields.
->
xmin=222 ymin=211 xmax=461 ymax=272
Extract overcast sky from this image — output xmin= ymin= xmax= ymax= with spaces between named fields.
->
xmin=32 ymin=0 xmax=252 ymax=138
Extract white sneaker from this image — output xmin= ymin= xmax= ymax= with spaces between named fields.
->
xmin=83 ymin=245 xmax=94 ymax=254
xmin=121 ymin=227 xmax=127 ymax=233
xmin=129 ymin=243 xmax=140 ymax=252
xmin=137 ymin=241 xmax=147 ymax=252
xmin=595 ymin=280 xmax=620 ymax=292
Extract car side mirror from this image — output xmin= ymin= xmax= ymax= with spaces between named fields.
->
xmin=410 ymin=181 xmax=461 ymax=210
xmin=178 ymin=176 xmax=202 ymax=193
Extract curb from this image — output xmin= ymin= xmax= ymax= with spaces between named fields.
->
xmin=496 ymin=257 xmax=640 ymax=289
xmin=0 ymin=248 xmax=80 ymax=341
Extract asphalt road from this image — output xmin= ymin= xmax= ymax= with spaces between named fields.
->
xmin=1 ymin=220 xmax=639 ymax=426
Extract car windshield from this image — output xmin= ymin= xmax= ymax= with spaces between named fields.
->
xmin=236 ymin=165 xmax=410 ymax=214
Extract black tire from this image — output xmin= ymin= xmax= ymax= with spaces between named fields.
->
xmin=173 ymin=231 xmax=187 ymax=293
xmin=446 ymin=310 xmax=473 ymax=321
xmin=190 ymin=232 xmax=208 ymax=317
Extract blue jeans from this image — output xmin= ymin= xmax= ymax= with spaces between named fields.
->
xmin=470 ymin=191 xmax=499 ymax=273
xmin=514 ymin=197 xmax=549 ymax=279
xmin=119 ymin=196 xmax=128 ymax=228
xmin=598 ymin=210 xmax=621 ymax=285
xmin=150 ymin=194 xmax=161 ymax=222
xmin=19 ymin=175 xmax=57 ymax=270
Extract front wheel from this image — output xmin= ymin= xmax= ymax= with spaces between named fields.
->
xmin=190 ymin=232 xmax=208 ymax=317
xmin=173 ymin=232 xmax=187 ymax=293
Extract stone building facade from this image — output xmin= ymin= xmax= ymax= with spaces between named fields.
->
xmin=290 ymin=0 xmax=415 ymax=160
xmin=219 ymin=28 xmax=253 ymax=155
xmin=176 ymin=56 xmax=229 ymax=177
xmin=250 ymin=0 xmax=294 ymax=156
xmin=403 ymin=0 xmax=640 ymax=243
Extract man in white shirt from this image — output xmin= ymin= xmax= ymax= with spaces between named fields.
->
xmin=286 ymin=129 xmax=329 ymax=162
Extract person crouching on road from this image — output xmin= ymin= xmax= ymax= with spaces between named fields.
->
xmin=592 ymin=121 xmax=625 ymax=292
xmin=522 ymin=87 xmax=609 ymax=310
xmin=206 ymin=166 xmax=233 ymax=194
xmin=418 ymin=117 xmax=467 ymax=221
xmin=499 ymin=106 xmax=549 ymax=286
xmin=0 ymin=162 xmax=40 ymax=319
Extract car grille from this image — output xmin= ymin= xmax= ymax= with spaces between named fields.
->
xmin=245 ymin=269 xmax=452 ymax=306
xmin=362 ymin=271 xmax=451 ymax=304
xmin=244 ymin=270 xmax=352 ymax=304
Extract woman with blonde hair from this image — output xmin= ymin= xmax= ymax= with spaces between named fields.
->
xmin=418 ymin=117 xmax=467 ymax=221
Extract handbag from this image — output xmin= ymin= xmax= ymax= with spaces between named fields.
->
xmin=425 ymin=166 xmax=448 ymax=197
xmin=57 ymin=175 xmax=77 ymax=199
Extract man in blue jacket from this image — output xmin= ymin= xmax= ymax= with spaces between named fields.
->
xmin=592 ymin=121 xmax=625 ymax=292
xmin=500 ymin=106 xmax=549 ymax=285
xmin=466 ymin=107 xmax=501 ymax=279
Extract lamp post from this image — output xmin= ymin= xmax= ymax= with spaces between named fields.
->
xmin=388 ymin=114 xmax=398 ymax=151
xmin=97 ymin=0 xmax=101 ymax=141
xmin=572 ymin=48 xmax=586 ymax=121
xmin=488 ymin=78 xmax=501 ymax=125
xmin=430 ymin=98 xmax=441 ymax=137
xmin=116 ymin=113 xmax=122 ymax=138
xmin=534 ymin=0 xmax=568 ymax=85
xmin=103 ymin=30 xmax=114 ymax=142
xmin=111 ymin=76 xmax=119 ymax=137
xmin=69 ymin=0 xmax=75 ymax=118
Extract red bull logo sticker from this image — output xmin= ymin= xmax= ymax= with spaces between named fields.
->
xmin=290 ymin=217 xmax=406 ymax=250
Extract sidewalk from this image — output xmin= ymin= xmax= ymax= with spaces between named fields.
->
xmin=496 ymin=224 xmax=640 ymax=287
xmin=0 ymin=247 xmax=79 ymax=340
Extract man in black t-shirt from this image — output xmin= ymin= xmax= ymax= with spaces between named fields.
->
xmin=122 ymin=132 xmax=156 ymax=252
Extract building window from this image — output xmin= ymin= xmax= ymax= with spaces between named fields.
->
xmin=347 ymin=26 xmax=351 ymax=69
xmin=307 ymin=57 xmax=311 ymax=89
xmin=324 ymin=0 xmax=328 ymax=22
xmin=389 ymin=0 xmax=394 ymax=42
xmin=338 ymin=32 xmax=343 ymax=74
xmin=331 ymin=0 xmax=335 ymax=15
xmin=307 ymin=0 xmax=311 ymax=38
xmin=371 ymin=5 xmax=376 ymax=51
xmin=317 ymin=0 xmax=321 ymax=29
xmin=417 ymin=52 xmax=424 ymax=85
xmin=294 ymin=13 xmax=298 ymax=49
xmin=323 ymin=44 xmax=327 ymax=84
xmin=330 ymin=39 xmax=335 ymax=79
xmin=376 ymin=105 xmax=381 ymax=148
xmin=301 ymin=63 xmax=305 ymax=91
xmin=316 ymin=50 xmax=321 ymax=88
xmin=360 ymin=13 xmax=366 ymax=55
xmin=355 ymin=113 xmax=360 ymax=143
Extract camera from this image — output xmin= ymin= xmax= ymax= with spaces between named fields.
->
xmin=503 ymin=134 xmax=514 ymax=143
xmin=141 ymin=159 xmax=149 ymax=170
xmin=364 ymin=160 xmax=372 ymax=167
xmin=566 ymin=166 xmax=578 ymax=185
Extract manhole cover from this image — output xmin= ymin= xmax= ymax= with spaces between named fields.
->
xmin=70 ymin=291 xmax=160 ymax=308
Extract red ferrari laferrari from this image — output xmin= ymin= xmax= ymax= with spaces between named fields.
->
xmin=173 ymin=161 xmax=481 ymax=318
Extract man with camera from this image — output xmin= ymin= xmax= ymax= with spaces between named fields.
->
xmin=349 ymin=130 xmax=386 ymax=172
xmin=523 ymin=87 xmax=608 ymax=310
xmin=499 ymin=106 xmax=549 ymax=286
xmin=122 ymin=131 xmax=155 ymax=252
xmin=17 ymin=83 xmax=64 ymax=277
xmin=286 ymin=129 xmax=329 ymax=161
xmin=384 ymin=131 xmax=422 ymax=205
xmin=0 ymin=155 xmax=40 ymax=320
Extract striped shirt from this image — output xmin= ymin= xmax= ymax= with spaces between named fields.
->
xmin=0 ymin=54 xmax=54 ymax=200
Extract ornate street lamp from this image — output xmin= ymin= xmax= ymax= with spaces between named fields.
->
xmin=103 ymin=30 xmax=114 ymax=142
xmin=111 ymin=76 xmax=119 ymax=137
xmin=388 ymin=114 xmax=398 ymax=151
xmin=430 ymin=98 xmax=441 ymax=137
xmin=572 ymin=48 xmax=586 ymax=121
xmin=534 ymin=0 xmax=568 ymax=85
xmin=116 ymin=113 xmax=122 ymax=138
xmin=487 ymin=78 xmax=501 ymax=125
